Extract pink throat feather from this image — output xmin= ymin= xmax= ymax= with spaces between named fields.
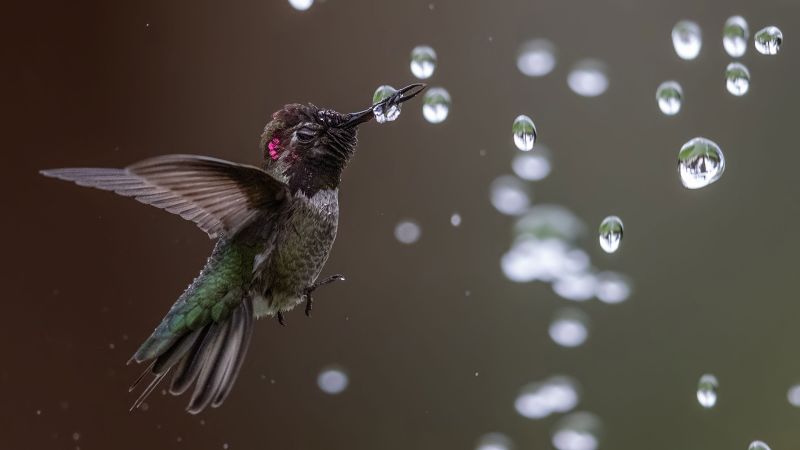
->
xmin=268 ymin=138 xmax=281 ymax=160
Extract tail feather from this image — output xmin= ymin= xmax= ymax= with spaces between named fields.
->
xmin=129 ymin=298 xmax=255 ymax=414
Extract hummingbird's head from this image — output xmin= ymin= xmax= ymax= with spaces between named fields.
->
xmin=259 ymin=83 xmax=425 ymax=196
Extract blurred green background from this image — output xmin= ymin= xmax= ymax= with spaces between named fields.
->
xmin=4 ymin=0 xmax=800 ymax=449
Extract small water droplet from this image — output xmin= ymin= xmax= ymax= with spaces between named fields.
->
xmin=598 ymin=216 xmax=623 ymax=254
xmin=549 ymin=308 xmax=589 ymax=348
xmin=552 ymin=412 xmax=602 ymax=450
xmin=725 ymin=62 xmax=750 ymax=96
xmin=450 ymin=213 xmax=462 ymax=227
xmin=655 ymin=81 xmax=683 ymax=115
xmin=723 ymin=16 xmax=749 ymax=57
xmin=512 ymin=115 xmax=537 ymax=151
xmin=317 ymin=366 xmax=348 ymax=394
xmin=678 ymin=137 xmax=725 ymax=189
xmin=515 ymin=377 xmax=580 ymax=419
xmin=394 ymin=220 xmax=421 ymax=244
xmin=422 ymin=87 xmax=451 ymax=123
xmin=672 ymin=20 xmax=702 ymax=60
xmin=755 ymin=26 xmax=782 ymax=55
xmin=513 ymin=149 xmax=551 ymax=181
xmin=748 ymin=441 xmax=771 ymax=450
xmin=476 ymin=433 xmax=513 ymax=450
xmin=697 ymin=374 xmax=718 ymax=408
xmin=567 ymin=59 xmax=608 ymax=97
xmin=372 ymin=85 xmax=401 ymax=123
xmin=594 ymin=272 xmax=631 ymax=304
xmin=553 ymin=272 xmax=597 ymax=301
xmin=788 ymin=384 xmax=800 ymax=407
xmin=288 ymin=0 xmax=313 ymax=11
xmin=410 ymin=45 xmax=437 ymax=79
xmin=72 ymin=432 xmax=80 ymax=441
xmin=490 ymin=175 xmax=530 ymax=216
xmin=517 ymin=39 xmax=556 ymax=77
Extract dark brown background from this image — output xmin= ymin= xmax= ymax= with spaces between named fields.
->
xmin=4 ymin=0 xmax=800 ymax=449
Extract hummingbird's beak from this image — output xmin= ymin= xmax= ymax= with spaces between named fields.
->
xmin=341 ymin=83 xmax=427 ymax=128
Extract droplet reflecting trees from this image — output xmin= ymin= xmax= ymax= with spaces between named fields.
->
xmin=678 ymin=137 xmax=725 ymax=189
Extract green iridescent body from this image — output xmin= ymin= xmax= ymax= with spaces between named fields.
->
xmin=135 ymin=240 xmax=261 ymax=361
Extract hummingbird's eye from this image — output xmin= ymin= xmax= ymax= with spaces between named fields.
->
xmin=295 ymin=128 xmax=317 ymax=144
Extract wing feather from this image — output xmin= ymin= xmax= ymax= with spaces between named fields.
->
xmin=41 ymin=154 xmax=288 ymax=239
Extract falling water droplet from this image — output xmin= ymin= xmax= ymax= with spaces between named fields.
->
xmin=672 ymin=20 xmax=702 ymax=60
xmin=450 ymin=213 xmax=462 ymax=227
xmin=598 ymin=216 xmax=623 ymax=254
xmin=552 ymin=412 xmax=602 ymax=450
xmin=723 ymin=16 xmax=749 ymax=57
xmin=517 ymin=39 xmax=556 ymax=77
xmin=748 ymin=441 xmax=771 ymax=450
xmin=515 ymin=377 xmax=580 ymax=419
xmin=512 ymin=147 xmax=551 ymax=181
xmin=725 ymin=62 xmax=750 ymax=96
xmin=476 ymin=433 xmax=513 ymax=450
xmin=678 ymin=137 xmax=725 ymax=189
xmin=372 ymin=85 xmax=400 ymax=123
xmin=317 ymin=366 xmax=349 ymax=394
xmin=655 ymin=81 xmax=683 ymax=115
xmin=512 ymin=115 xmax=537 ymax=151
xmin=490 ymin=175 xmax=530 ymax=216
xmin=422 ymin=87 xmax=451 ymax=124
xmin=755 ymin=26 xmax=783 ymax=55
xmin=549 ymin=308 xmax=589 ymax=348
xmin=594 ymin=272 xmax=631 ymax=304
xmin=394 ymin=220 xmax=421 ymax=244
xmin=410 ymin=45 xmax=437 ymax=79
xmin=288 ymin=0 xmax=314 ymax=11
xmin=788 ymin=384 xmax=800 ymax=407
xmin=696 ymin=374 xmax=719 ymax=408
xmin=567 ymin=60 xmax=608 ymax=97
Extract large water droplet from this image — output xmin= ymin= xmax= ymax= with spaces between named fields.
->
xmin=567 ymin=60 xmax=608 ymax=97
xmin=513 ymin=147 xmax=551 ymax=181
xmin=725 ymin=62 xmax=750 ymax=96
xmin=672 ymin=20 xmax=702 ymax=60
xmin=678 ymin=137 xmax=725 ymax=189
xmin=517 ymin=39 xmax=556 ymax=77
xmin=476 ymin=433 xmax=513 ymax=450
xmin=656 ymin=81 xmax=683 ymax=115
xmin=748 ymin=441 xmax=771 ymax=450
xmin=696 ymin=374 xmax=718 ymax=408
xmin=723 ymin=16 xmax=749 ymax=57
xmin=490 ymin=175 xmax=530 ymax=215
xmin=288 ymin=0 xmax=313 ymax=11
xmin=372 ymin=85 xmax=400 ymax=123
xmin=317 ymin=366 xmax=348 ymax=394
xmin=422 ymin=87 xmax=451 ymax=124
xmin=755 ymin=26 xmax=783 ymax=55
xmin=598 ymin=216 xmax=623 ymax=254
xmin=512 ymin=115 xmax=537 ymax=151
xmin=552 ymin=412 xmax=602 ymax=450
xmin=394 ymin=220 xmax=421 ymax=244
xmin=410 ymin=45 xmax=437 ymax=79
xmin=549 ymin=308 xmax=589 ymax=348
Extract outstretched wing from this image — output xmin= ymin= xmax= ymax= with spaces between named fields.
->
xmin=41 ymin=154 xmax=289 ymax=239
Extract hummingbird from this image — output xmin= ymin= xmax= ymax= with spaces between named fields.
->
xmin=40 ymin=83 xmax=426 ymax=414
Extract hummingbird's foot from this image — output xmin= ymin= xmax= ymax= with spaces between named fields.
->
xmin=277 ymin=311 xmax=286 ymax=326
xmin=303 ymin=274 xmax=346 ymax=317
